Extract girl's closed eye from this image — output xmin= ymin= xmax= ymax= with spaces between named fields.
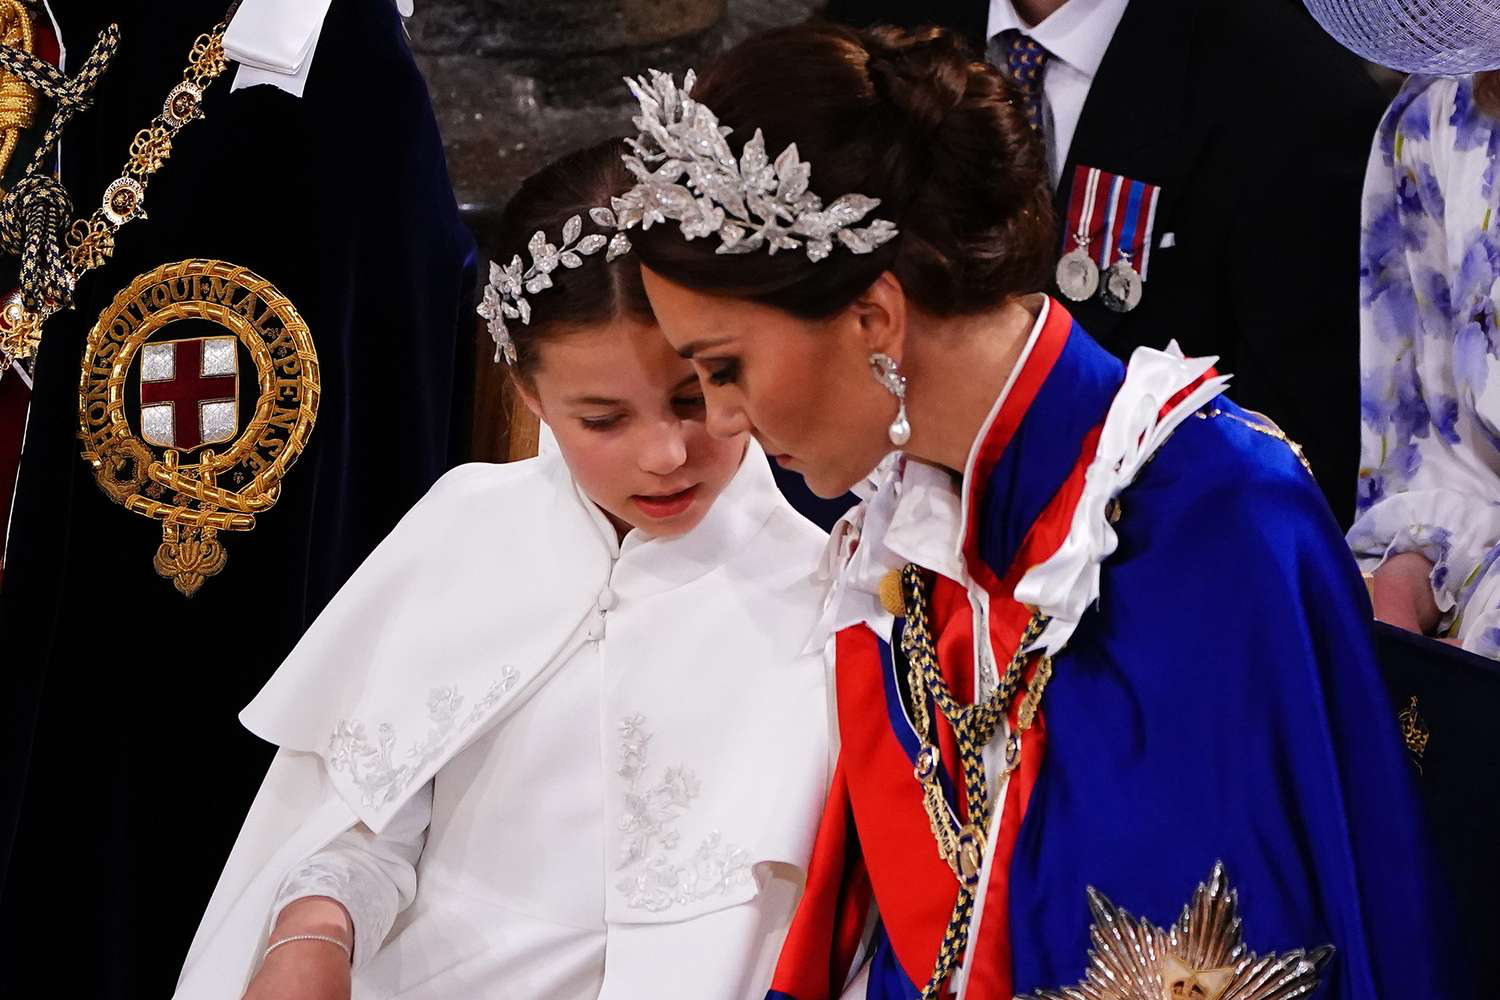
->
xmin=672 ymin=393 xmax=707 ymax=417
xmin=580 ymin=413 xmax=624 ymax=431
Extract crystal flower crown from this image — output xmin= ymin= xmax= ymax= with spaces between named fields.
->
xmin=477 ymin=212 xmax=632 ymax=365
xmin=479 ymin=68 xmax=899 ymax=366
xmin=612 ymin=69 xmax=899 ymax=262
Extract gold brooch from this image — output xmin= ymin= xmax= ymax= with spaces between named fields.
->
xmin=78 ymin=259 xmax=320 ymax=596
xmin=1018 ymin=863 xmax=1332 ymax=1000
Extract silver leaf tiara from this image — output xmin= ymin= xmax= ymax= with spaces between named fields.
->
xmin=612 ymin=69 xmax=899 ymax=262
xmin=477 ymin=211 xmax=632 ymax=365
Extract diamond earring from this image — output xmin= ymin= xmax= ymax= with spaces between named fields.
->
xmin=869 ymin=353 xmax=911 ymax=447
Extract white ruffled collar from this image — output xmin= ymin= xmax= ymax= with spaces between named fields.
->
xmin=809 ymin=454 xmax=966 ymax=650
xmin=813 ymin=303 xmax=1228 ymax=657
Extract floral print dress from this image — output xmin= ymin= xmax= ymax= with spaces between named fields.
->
xmin=1350 ymin=74 xmax=1500 ymax=660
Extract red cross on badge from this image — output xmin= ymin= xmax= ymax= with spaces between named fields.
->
xmin=138 ymin=336 xmax=239 ymax=452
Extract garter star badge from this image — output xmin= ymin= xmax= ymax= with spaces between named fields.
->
xmin=1018 ymin=863 xmax=1332 ymax=1000
xmin=78 ymin=259 xmax=319 ymax=596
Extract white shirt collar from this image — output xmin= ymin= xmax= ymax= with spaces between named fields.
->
xmin=985 ymin=0 xmax=1130 ymax=80
xmin=224 ymin=0 xmax=413 ymax=97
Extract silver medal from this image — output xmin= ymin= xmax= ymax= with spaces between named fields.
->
xmin=1055 ymin=246 xmax=1100 ymax=302
xmin=1099 ymin=258 xmax=1143 ymax=313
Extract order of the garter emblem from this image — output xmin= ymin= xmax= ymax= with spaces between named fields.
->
xmin=1018 ymin=863 xmax=1332 ymax=1000
xmin=78 ymin=259 xmax=319 ymax=596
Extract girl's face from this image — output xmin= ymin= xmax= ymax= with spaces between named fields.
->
xmin=640 ymin=265 xmax=897 ymax=498
xmin=519 ymin=316 xmax=748 ymax=539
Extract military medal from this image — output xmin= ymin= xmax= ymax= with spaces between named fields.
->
xmin=1100 ymin=252 xmax=1144 ymax=312
xmin=1065 ymin=168 xmax=1162 ymax=315
xmin=1095 ymin=173 xmax=1161 ymax=313
xmin=79 ymin=260 xmax=320 ymax=596
xmin=1056 ymin=246 xmax=1099 ymax=302
xmin=1055 ymin=166 xmax=1102 ymax=302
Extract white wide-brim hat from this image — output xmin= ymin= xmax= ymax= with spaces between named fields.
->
xmin=1303 ymin=0 xmax=1500 ymax=74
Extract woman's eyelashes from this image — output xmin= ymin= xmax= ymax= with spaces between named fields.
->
xmin=704 ymin=359 xmax=740 ymax=386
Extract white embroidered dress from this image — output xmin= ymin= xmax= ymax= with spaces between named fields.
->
xmin=174 ymin=441 xmax=830 ymax=999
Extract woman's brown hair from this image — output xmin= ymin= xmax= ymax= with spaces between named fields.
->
xmin=491 ymin=138 xmax=652 ymax=377
xmin=629 ymin=22 xmax=1055 ymax=320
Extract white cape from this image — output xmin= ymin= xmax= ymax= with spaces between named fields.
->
xmin=175 ymin=442 xmax=831 ymax=998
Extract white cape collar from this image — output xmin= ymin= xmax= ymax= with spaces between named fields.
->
xmin=813 ymin=328 xmax=1228 ymax=656
xmin=241 ymin=441 xmax=781 ymax=832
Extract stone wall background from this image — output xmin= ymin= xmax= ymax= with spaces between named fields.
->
xmin=407 ymin=0 xmax=825 ymax=460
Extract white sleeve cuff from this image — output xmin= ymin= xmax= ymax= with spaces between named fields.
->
xmin=269 ymin=782 xmax=432 ymax=968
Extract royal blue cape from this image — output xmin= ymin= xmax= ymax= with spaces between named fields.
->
xmin=771 ymin=302 xmax=1465 ymax=999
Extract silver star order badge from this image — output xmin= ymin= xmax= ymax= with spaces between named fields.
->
xmin=1019 ymin=863 xmax=1333 ymax=1000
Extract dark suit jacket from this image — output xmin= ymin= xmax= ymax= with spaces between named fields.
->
xmin=825 ymin=0 xmax=1387 ymax=527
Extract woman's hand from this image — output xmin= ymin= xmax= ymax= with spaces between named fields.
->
xmin=1370 ymin=551 xmax=1443 ymax=636
xmin=241 ymin=897 xmax=354 ymax=1000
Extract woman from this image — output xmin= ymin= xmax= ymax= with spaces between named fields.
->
xmin=173 ymin=141 xmax=830 ymax=1000
xmin=620 ymin=23 xmax=1462 ymax=1000
xmin=1352 ymin=71 xmax=1500 ymax=661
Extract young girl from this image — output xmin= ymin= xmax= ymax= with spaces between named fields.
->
xmin=173 ymin=141 xmax=830 ymax=1000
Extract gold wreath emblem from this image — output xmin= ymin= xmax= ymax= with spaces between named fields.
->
xmin=78 ymin=259 xmax=320 ymax=596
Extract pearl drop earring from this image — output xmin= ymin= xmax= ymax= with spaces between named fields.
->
xmin=869 ymin=353 xmax=911 ymax=447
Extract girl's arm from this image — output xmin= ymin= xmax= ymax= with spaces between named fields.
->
xmin=242 ymin=782 xmax=433 ymax=1000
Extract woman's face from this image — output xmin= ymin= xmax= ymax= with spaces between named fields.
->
xmin=641 ymin=265 xmax=896 ymax=498
xmin=520 ymin=316 xmax=748 ymax=539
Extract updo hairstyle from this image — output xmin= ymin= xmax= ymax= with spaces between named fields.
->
xmin=491 ymin=138 xmax=652 ymax=378
xmin=629 ymin=22 xmax=1056 ymax=320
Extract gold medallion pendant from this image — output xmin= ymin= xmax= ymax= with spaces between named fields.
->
xmin=78 ymin=259 xmax=320 ymax=596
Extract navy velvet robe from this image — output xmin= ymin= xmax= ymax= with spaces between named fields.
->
xmin=0 ymin=2 xmax=475 ymax=995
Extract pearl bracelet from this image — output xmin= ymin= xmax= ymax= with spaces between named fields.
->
xmin=263 ymin=933 xmax=352 ymax=962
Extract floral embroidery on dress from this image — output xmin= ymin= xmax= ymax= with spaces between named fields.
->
xmin=327 ymin=667 xmax=521 ymax=807
xmin=614 ymin=713 xmax=753 ymax=912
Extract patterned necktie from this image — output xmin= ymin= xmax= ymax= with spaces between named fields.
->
xmin=994 ymin=29 xmax=1051 ymax=133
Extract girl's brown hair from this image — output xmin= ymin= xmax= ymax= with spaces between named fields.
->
xmin=492 ymin=138 xmax=652 ymax=377
xmin=629 ymin=22 xmax=1055 ymax=320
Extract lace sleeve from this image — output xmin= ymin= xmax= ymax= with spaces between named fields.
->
xmin=269 ymin=781 xmax=432 ymax=968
